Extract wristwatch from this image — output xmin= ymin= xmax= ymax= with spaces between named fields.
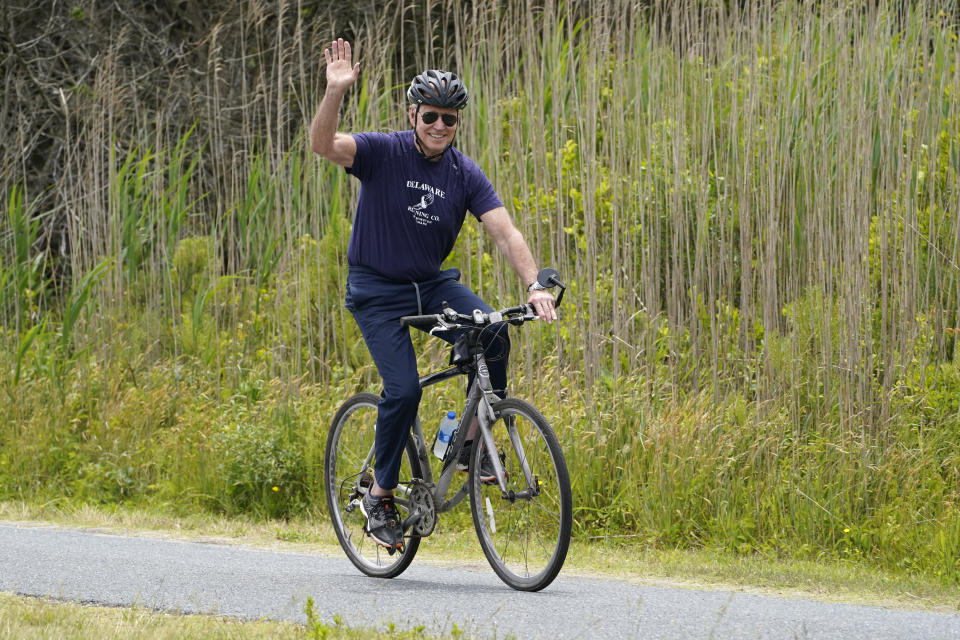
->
xmin=527 ymin=281 xmax=547 ymax=292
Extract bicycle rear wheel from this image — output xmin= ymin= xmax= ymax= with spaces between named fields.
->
xmin=324 ymin=392 xmax=421 ymax=578
xmin=469 ymin=398 xmax=572 ymax=591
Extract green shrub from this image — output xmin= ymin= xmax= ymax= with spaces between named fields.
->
xmin=215 ymin=408 xmax=308 ymax=518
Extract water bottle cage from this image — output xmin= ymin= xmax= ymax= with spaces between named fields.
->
xmin=441 ymin=427 xmax=459 ymax=465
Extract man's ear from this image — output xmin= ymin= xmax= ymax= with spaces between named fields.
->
xmin=408 ymin=106 xmax=417 ymax=127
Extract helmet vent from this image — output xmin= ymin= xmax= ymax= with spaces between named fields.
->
xmin=407 ymin=70 xmax=469 ymax=109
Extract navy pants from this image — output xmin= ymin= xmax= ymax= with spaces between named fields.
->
xmin=345 ymin=266 xmax=510 ymax=490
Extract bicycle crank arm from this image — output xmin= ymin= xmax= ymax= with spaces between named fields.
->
xmin=401 ymin=508 xmax=424 ymax=532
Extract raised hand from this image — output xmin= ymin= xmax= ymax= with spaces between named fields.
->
xmin=324 ymin=38 xmax=360 ymax=93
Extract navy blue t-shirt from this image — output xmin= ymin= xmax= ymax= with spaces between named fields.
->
xmin=345 ymin=130 xmax=503 ymax=281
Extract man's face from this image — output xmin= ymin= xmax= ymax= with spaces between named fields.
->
xmin=409 ymin=105 xmax=459 ymax=157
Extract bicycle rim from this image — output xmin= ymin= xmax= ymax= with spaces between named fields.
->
xmin=324 ymin=393 xmax=421 ymax=578
xmin=470 ymin=398 xmax=572 ymax=591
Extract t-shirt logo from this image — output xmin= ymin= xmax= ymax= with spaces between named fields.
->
xmin=411 ymin=193 xmax=434 ymax=211
xmin=406 ymin=181 xmax=445 ymax=227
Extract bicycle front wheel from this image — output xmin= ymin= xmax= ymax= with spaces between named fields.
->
xmin=469 ymin=398 xmax=572 ymax=591
xmin=324 ymin=392 xmax=421 ymax=578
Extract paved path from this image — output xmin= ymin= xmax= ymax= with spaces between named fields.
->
xmin=2 ymin=523 xmax=959 ymax=639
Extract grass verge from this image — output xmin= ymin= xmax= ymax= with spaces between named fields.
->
xmin=0 ymin=592 xmax=456 ymax=640
xmin=0 ymin=592 xmax=305 ymax=640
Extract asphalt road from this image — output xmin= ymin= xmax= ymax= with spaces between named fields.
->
xmin=2 ymin=523 xmax=959 ymax=639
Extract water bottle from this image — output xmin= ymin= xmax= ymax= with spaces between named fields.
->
xmin=433 ymin=411 xmax=457 ymax=459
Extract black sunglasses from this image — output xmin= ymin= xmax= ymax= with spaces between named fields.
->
xmin=420 ymin=111 xmax=459 ymax=127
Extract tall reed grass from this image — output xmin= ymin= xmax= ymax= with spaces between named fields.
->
xmin=2 ymin=0 xmax=960 ymax=581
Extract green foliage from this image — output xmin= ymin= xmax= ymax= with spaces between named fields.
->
xmin=558 ymin=369 xmax=960 ymax=583
xmin=172 ymin=236 xmax=215 ymax=299
xmin=54 ymin=258 xmax=113 ymax=385
xmin=270 ymin=227 xmax=367 ymax=377
xmin=105 ymin=127 xmax=203 ymax=306
xmin=3 ymin=186 xmax=48 ymax=329
xmin=215 ymin=406 xmax=308 ymax=518
xmin=304 ymin=598 xmax=343 ymax=639
xmin=7 ymin=257 xmax=112 ymax=393
xmin=230 ymin=152 xmax=283 ymax=289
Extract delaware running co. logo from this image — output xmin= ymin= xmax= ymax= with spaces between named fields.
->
xmin=406 ymin=180 xmax=445 ymax=226
xmin=411 ymin=192 xmax=434 ymax=211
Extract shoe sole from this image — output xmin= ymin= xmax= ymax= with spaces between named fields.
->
xmin=359 ymin=499 xmax=404 ymax=553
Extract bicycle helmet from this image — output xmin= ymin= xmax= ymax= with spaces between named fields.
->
xmin=407 ymin=70 xmax=469 ymax=109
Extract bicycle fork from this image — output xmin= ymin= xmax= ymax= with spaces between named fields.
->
xmin=472 ymin=356 xmax=540 ymax=501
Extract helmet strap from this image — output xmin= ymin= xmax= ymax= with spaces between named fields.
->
xmin=412 ymin=103 xmax=455 ymax=161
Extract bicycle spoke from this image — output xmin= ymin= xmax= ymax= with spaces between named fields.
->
xmin=526 ymin=496 xmax=563 ymax=524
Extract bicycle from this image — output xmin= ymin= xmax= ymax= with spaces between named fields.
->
xmin=324 ymin=268 xmax=572 ymax=591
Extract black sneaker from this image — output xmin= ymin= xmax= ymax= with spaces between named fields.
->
xmin=360 ymin=492 xmax=404 ymax=552
xmin=457 ymin=440 xmax=501 ymax=484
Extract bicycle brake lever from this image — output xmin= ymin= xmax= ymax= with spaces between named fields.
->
xmin=429 ymin=317 xmax=459 ymax=335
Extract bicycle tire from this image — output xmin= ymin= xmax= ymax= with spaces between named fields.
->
xmin=324 ymin=392 xmax=422 ymax=578
xmin=469 ymin=398 xmax=572 ymax=591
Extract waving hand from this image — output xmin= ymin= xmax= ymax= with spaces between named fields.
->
xmin=324 ymin=38 xmax=360 ymax=93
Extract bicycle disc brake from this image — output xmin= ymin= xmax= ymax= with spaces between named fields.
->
xmin=406 ymin=480 xmax=437 ymax=536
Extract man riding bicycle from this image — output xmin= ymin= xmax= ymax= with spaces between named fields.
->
xmin=309 ymin=38 xmax=556 ymax=552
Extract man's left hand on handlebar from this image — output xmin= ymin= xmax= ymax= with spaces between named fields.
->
xmin=528 ymin=290 xmax=557 ymax=323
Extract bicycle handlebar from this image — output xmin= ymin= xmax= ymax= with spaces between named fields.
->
xmin=400 ymin=268 xmax=566 ymax=333
xmin=400 ymin=304 xmax=536 ymax=332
